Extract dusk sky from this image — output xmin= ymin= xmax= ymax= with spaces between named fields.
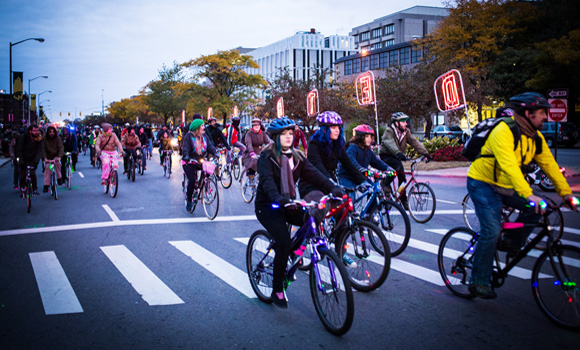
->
xmin=1 ymin=0 xmax=445 ymax=122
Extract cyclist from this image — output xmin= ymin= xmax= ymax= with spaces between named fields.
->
xmin=379 ymin=112 xmax=431 ymax=210
xmin=15 ymin=124 xmax=43 ymax=197
xmin=121 ymin=126 xmax=142 ymax=175
xmin=255 ymin=117 xmax=342 ymax=308
xmin=206 ymin=116 xmax=229 ymax=151
xmin=467 ymin=92 xmax=576 ymax=299
xmin=182 ymin=119 xmax=216 ymax=212
xmin=41 ymin=125 xmax=64 ymax=192
xmin=159 ymin=129 xmax=173 ymax=166
xmin=89 ymin=125 xmax=101 ymax=166
xmin=292 ymin=123 xmax=308 ymax=154
xmin=242 ymin=118 xmax=270 ymax=179
xmin=9 ymin=128 xmax=22 ymax=190
xmin=137 ymin=126 xmax=148 ymax=171
xmin=120 ymin=122 xmax=131 ymax=138
xmin=60 ymin=126 xmax=77 ymax=178
xmin=95 ymin=123 xmax=124 ymax=185
xmin=225 ymin=116 xmax=246 ymax=165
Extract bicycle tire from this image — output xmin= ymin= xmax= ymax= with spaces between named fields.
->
xmin=130 ymin=158 xmax=136 ymax=182
xmin=532 ymin=244 xmax=580 ymax=330
xmin=310 ymin=247 xmax=354 ymax=336
xmin=51 ymin=170 xmax=58 ymax=200
xmin=232 ymin=157 xmax=241 ymax=180
xmin=220 ymin=167 xmax=232 ymax=189
xmin=462 ymin=193 xmax=480 ymax=232
xmin=203 ymin=176 xmax=220 ymax=220
xmin=104 ymin=177 xmax=109 ymax=194
xmin=96 ymin=157 xmax=102 ymax=169
xmin=337 ymin=220 xmax=391 ymax=292
xmin=240 ymin=169 xmax=257 ymax=203
xmin=110 ymin=170 xmax=118 ymax=198
xmin=437 ymin=227 xmax=478 ymax=299
xmin=538 ymin=172 xmax=556 ymax=192
xmin=368 ymin=199 xmax=411 ymax=257
xmin=67 ymin=163 xmax=72 ymax=190
xmin=246 ymin=230 xmax=275 ymax=303
xmin=27 ymin=181 xmax=32 ymax=213
xmin=168 ymin=156 xmax=172 ymax=178
xmin=407 ymin=182 xmax=436 ymax=223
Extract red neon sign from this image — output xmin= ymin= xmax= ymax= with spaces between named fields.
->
xmin=232 ymin=105 xmax=239 ymax=117
xmin=307 ymin=89 xmax=319 ymax=117
xmin=434 ymin=69 xmax=466 ymax=112
xmin=207 ymin=107 xmax=213 ymax=119
xmin=355 ymin=71 xmax=376 ymax=106
xmin=276 ymin=97 xmax=284 ymax=118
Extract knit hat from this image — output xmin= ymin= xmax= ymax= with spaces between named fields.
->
xmin=189 ymin=119 xmax=204 ymax=131
xmin=101 ymin=123 xmax=112 ymax=132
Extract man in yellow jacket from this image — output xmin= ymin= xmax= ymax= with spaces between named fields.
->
xmin=467 ymin=92 xmax=576 ymax=299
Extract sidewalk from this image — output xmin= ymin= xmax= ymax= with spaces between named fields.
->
xmin=420 ymin=166 xmax=580 ymax=178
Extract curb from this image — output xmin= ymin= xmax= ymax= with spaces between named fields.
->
xmin=0 ymin=158 xmax=11 ymax=169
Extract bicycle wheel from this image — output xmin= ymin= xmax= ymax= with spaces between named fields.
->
xmin=220 ymin=167 xmax=232 ymax=189
xmin=246 ymin=230 xmax=275 ymax=303
xmin=203 ymin=176 xmax=219 ymax=220
xmin=407 ymin=182 xmax=436 ymax=223
xmin=538 ymin=172 xmax=556 ymax=192
xmin=462 ymin=193 xmax=480 ymax=232
xmin=27 ymin=182 xmax=32 ymax=213
xmin=368 ymin=199 xmax=411 ymax=257
xmin=437 ymin=227 xmax=478 ymax=299
xmin=310 ymin=247 xmax=354 ymax=336
xmin=527 ymin=198 xmax=563 ymax=250
xmin=182 ymin=174 xmax=187 ymax=196
xmin=67 ymin=164 xmax=72 ymax=190
xmin=337 ymin=220 xmax=390 ymax=292
xmin=240 ymin=169 xmax=257 ymax=203
xmin=131 ymin=159 xmax=136 ymax=182
xmin=532 ymin=244 xmax=580 ymax=330
xmin=51 ymin=171 xmax=58 ymax=200
xmin=96 ymin=157 xmax=102 ymax=169
xmin=110 ymin=170 xmax=118 ymax=198
xmin=168 ymin=156 xmax=172 ymax=178
xmin=232 ymin=157 xmax=241 ymax=180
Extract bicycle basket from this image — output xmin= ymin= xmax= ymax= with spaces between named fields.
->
xmin=202 ymin=161 xmax=216 ymax=175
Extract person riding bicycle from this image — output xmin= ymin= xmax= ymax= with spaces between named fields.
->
xmin=466 ymin=92 xmax=576 ymax=299
xmin=121 ymin=126 xmax=142 ymax=175
xmin=41 ymin=125 xmax=64 ymax=193
xmin=137 ymin=126 xmax=148 ymax=170
xmin=379 ymin=112 xmax=432 ymax=210
xmin=225 ymin=116 xmax=246 ymax=165
xmin=206 ymin=116 xmax=229 ymax=151
xmin=182 ymin=119 xmax=217 ymax=212
xmin=60 ymin=126 xmax=78 ymax=181
xmin=292 ymin=123 xmax=308 ymax=154
xmin=242 ymin=118 xmax=270 ymax=179
xmin=159 ymin=129 xmax=173 ymax=166
xmin=255 ymin=116 xmax=343 ymax=308
xmin=89 ymin=125 xmax=101 ymax=166
xmin=15 ymin=124 xmax=43 ymax=197
xmin=120 ymin=122 xmax=131 ymax=138
xmin=144 ymin=123 xmax=153 ymax=158
xmin=95 ymin=123 xmax=124 ymax=185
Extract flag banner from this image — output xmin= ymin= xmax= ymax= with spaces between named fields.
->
xmin=13 ymin=72 xmax=23 ymax=101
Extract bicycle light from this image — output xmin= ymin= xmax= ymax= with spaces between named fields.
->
xmin=271 ymin=203 xmax=280 ymax=209
xmin=571 ymin=197 xmax=580 ymax=206
xmin=540 ymin=200 xmax=547 ymax=210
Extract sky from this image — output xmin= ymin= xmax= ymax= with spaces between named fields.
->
xmin=1 ymin=0 xmax=446 ymax=123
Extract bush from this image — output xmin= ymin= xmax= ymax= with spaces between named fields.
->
xmin=406 ymin=136 xmax=462 ymax=160
xmin=431 ymin=145 xmax=467 ymax=161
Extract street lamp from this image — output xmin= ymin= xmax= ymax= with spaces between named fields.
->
xmin=28 ymin=75 xmax=48 ymax=125
xmin=9 ymin=37 xmax=45 ymax=124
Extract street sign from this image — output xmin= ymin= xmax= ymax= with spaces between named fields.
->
xmin=547 ymin=88 xmax=568 ymax=99
xmin=548 ymin=98 xmax=568 ymax=122
xmin=276 ymin=97 xmax=284 ymax=118
xmin=306 ymin=89 xmax=319 ymax=117
xmin=434 ymin=69 xmax=466 ymax=112
xmin=355 ymin=71 xmax=376 ymax=106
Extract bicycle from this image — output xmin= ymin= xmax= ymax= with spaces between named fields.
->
xmin=349 ymin=169 xmax=411 ymax=257
xmin=63 ymin=152 xmax=73 ymax=190
xmin=45 ymin=159 xmax=59 ymax=200
xmin=216 ymin=148 xmax=232 ymax=189
xmin=126 ymin=149 xmax=139 ymax=182
xmin=23 ymin=164 xmax=35 ymax=213
xmin=95 ymin=151 xmax=102 ymax=169
xmin=161 ymin=149 xmax=173 ymax=178
xmin=386 ymin=156 xmax=436 ymax=223
xmin=230 ymin=147 xmax=242 ymax=180
xmin=246 ymin=195 xmax=354 ymax=336
xmin=240 ymin=168 xmax=259 ymax=203
xmin=137 ymin=146 xmax=147 ymax=176
xmin=437 ymin=198 xmax=580 ymax=330
xmin=182 ymin=159 xmax=220 ymax=220
xmin=102 ymin=152 xmax=120 ymax=198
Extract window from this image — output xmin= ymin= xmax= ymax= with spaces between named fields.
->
xmin=370 ymin=54 xmax=379 ymax=70
xmin=384 ymin=39 xmax=394 ymax=47
xmin=354 ymin=35 xmax=359 ymax=44
xmin=379 ymin=52 xmax=388 ymax=68
xmin=352 ymin=58 xmax=360 ymax=74
xmin=372 ymin=42 xmax=382 ymax=50
xmin=360 ymin=31 xmax=370 ymax=41
xmin=372 ymin=28 xmax=382 ymax=39
xmin=400 ymin=47 xmax=410 ymax=65
xmin=411 ymin=47 xmax=422 ymax=63
xmin=384 ymin=24 xmax=394 ymax=35
xmin=344 ymin=60 xmax=351 ymax=75
xmin=389 ymin=50 xmax=398 ymax=66
xmin=361 ymin=56 xmax=369 ymax=72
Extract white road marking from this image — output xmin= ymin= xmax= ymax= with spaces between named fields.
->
xmin=102 ymin=204 xmax=120 ymax=222
xmin=169 ymin=240 xmax=256 ymax=298
xmin=29 ymin=251 xmax=83 ymax=315
xmin=428 ymin=198 xmax=457 ymax=205
xmin=77 ymin=172 xmax=84 ymax=178
xmin=100 ymin=245 xmax=184 ymax=306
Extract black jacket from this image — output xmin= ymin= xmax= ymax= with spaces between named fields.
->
xmin=182 ymin=132 xmax=216 ymax=163
xmin=256 ymin=149 xmax=335 ymax=208
xmin=206 ymin=124 xmax=228 ymax=148
xmin=15 ymin=131 xmax=43 ymax=165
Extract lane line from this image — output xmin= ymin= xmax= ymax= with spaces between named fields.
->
xmin=428 ymin=198 xmax=457 ymax=205
xmin=29 ymin=251 xmax=84 ymax=315
xmin=169 ymin=240 xmax=256 ymax=298
xmin=77 ymin=172 xmax=84 ymax=178
xmin=102 ymin=204 xmax=120 ymax=222
xmin=101 ymin=245 xmax=184 ymax=306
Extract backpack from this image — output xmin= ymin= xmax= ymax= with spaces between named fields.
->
xmin=461 ymin=117 xmax=520 ymax=162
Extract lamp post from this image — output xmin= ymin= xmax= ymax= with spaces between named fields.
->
xmin=28 ymin=75 xmax=48 ymax=125
xmin=9 ymin=37 xmax=45 ymax=125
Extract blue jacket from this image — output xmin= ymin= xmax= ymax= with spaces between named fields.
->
xmin=337 ymin=143 xmax=392 ymax=182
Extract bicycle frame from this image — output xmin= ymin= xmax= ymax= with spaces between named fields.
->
xmin=388 ymin=160 xmax=420 ymax=202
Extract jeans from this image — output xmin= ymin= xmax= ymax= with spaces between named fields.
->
xmin=467 ymin=177 xmax=541 ymax=285
xmin=183 ymin=163 xmax=202 ymax=201
xmin=147 ymin=139 xmax=153 ymax=157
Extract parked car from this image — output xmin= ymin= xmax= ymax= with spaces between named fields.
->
xmin=430 ymin=125 xmax=465 ymax=142
xmin=540 ymin=122 xmax=579 ymax=148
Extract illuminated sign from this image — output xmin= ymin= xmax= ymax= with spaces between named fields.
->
xmin=307 ymin=89 xmax=319 ymax=117
xmin=208 ymin=107 xmax=213 ymax=119
xmin=232 ymin=105 xmax=239 ymax=117
xmin=434 ymin=69 xmax=466 ymax=112
xmin=355 ymin=71 xmax=376 ymax=106
xmin=276 ymin=97 xmax=284 ymax=118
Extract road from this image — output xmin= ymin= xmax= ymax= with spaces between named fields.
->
xmin=0 ymin=149 xmax=579 ymax=349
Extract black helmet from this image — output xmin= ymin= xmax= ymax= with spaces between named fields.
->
xmin=509 ymin=92 xmax=552 ymax=110
xmin=267 ymin=117 xmax=295 ymax=137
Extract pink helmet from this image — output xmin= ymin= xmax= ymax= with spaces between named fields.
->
xmin=317 ymin=111 xmax=343 ymax=126
xmin=353 ymin=124 xmax=374 ymax=136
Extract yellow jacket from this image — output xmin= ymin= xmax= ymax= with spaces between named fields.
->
xmin=467 ymin=120 xmax=571 ymax=198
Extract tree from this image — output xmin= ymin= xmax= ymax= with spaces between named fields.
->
xmin=107 ymin=95 xmax=148 ymax=124
xmin=142 ymin=62 xmax=187 ymax=125
xmin=181 ymin=49 xmax=267 ymax=125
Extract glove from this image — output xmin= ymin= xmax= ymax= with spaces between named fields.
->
xmin=425 ymin=154 xmax=433 ymax=163
xmin=396 ymin=153 xmax=408 ymax=161
xmin=329 ymin=186 xmax=344 ymax=198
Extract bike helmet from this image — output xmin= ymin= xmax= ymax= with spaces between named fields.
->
xmin=94 ymin=125 xmax=101 ymax=130
xmin=267 ymin=117 xmax=295 ymax=137
xmin=231 ymin=116 xmax=240 ymax=122
xmin=391 ymin=112 xmax=410 ymax=122
xmin=509 ymin=92 xmax=552 ymax=110
xmin=124 ymin=123 xmax=130 ymax=127
xmin=495 ymin=107 xmax=514 ymax=118
xmin=251 ymin=118 xmax=262 ymax=125
xmin=353 ymin=124 xmax=374 ymax=136
xmin=317 ymin=111 xmax=343 ymax=126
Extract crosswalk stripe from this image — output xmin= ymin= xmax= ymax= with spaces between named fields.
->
xmin=29 ymin=251 xmax=83 ymax=315
xmin=100 ymin=245 xmax=184 ymax=306
xmin=102 ymin=204 xmax=120 ymax=222
xmin=169 ymin=240 xmax=256 ymax=298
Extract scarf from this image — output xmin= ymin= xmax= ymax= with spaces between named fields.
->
xmin=280 ymin=151 xmax=296 ymax=198
xmin=514 ymin=113 xmax=538 ymax=138
xmin=193 ymin=133 xmax=206 ymax=155
xmin=392 ymin=125 xmax=405 ymax=145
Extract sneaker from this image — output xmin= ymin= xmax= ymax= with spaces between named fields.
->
xmin=400 ymin=199 xmax=409 ymax=211
xmin=343 ymin=254 xmax=357 ymax=268
xmin=185 ymin=199 xmax=194 ymax=213
xmin=43 ymin=185 xmax=49 ymax=193
xmin=468 ymin=284 xmax=497 ymax=299
xmin=33 ymin=190 xmax=40 ymax=197
xmin=143 ymin=166 xmax=146 ymax=170
xmin=271 ymin=291 xmax=288 ymax=309
xmin=123 ymin=170 xmax=128 ymax=174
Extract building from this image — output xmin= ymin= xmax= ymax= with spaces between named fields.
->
xmin=0 ymin=92 xmax=34 ymax=127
